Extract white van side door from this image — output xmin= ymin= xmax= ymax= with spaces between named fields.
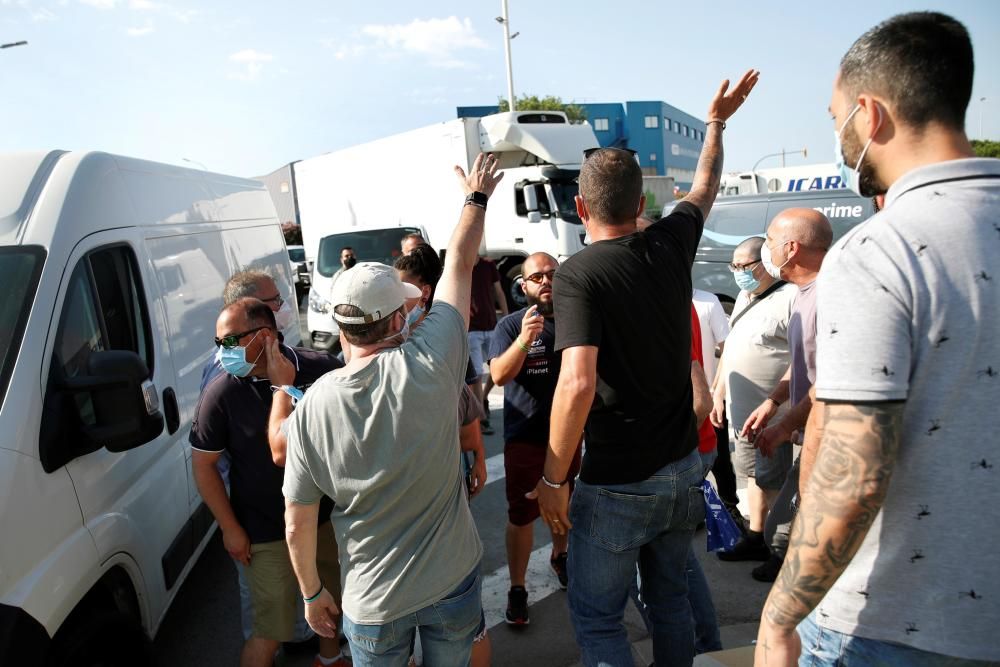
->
xmin=40 ymin=232 xmax=189 ymax=632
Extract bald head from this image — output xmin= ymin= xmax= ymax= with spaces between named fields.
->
xmin=769 ymin=208 xmax=833 ymax=250
xmin=523 ymin=252 xmax=558 ymax=277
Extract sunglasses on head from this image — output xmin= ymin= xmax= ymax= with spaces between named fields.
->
xmin=583 ymin=147 xmax=638 ymax=160
xmin=523 ymin=269 xmax=557 ymax=284
xmin=214 ymin=326 xmax=268 ymax=349
xmin=259 ymin=294 xmax=284 ymax=308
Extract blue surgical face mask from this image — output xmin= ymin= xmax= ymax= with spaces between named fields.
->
xmin=733 ymin=268 xmax=760 ymax=292
xmin=378 ymin=311 xmax=410 ymax=344
xmin=834 ymin=103 xmax=880 ymax=197
xmin=216 ymin=330 xmax=264 ymax=377
xmin=406 ymin=303 xmax=425 ymax=327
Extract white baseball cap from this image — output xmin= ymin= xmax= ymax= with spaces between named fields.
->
xmin=331 ymin=262 xmax=420 ymax=325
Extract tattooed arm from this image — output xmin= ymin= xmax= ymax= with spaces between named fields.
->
xmin=799 ymin=387 xmax=823 ymax=497
xmin=754 ymin=400 xmax=904 ymax=666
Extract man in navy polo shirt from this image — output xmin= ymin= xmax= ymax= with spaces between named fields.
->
xmin=489 ymin=252 xmax=581 ymax=627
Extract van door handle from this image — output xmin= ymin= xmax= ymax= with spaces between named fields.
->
xmin=162 ymin=387 xmax=180 ymax=435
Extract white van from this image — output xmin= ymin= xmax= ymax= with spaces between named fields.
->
xmin=0 ymin=150 xmax=299 ymax=665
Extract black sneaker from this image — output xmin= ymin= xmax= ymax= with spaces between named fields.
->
xmin=717 ymin=533 xmax=770 ymax=562
xmin=752 ymin=554 xmax=784 ymax=582
xmin=550 ymin=552 xmax=568 ymax=590
xmin=505 ymin=586 xmax=530 ymax=626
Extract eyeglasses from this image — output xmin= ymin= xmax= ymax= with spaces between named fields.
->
xmin=259 ymin=294 xmax=284 ymax=308
xmin=524 ymin=269 xmax=557 ymax=284
xmin=728 ymin=260 xmax=761 ymax=273
xmin=214 ymin=326 xmax=268 ymax=349
xmin=583 ymin=147 xmax=637 ymax=160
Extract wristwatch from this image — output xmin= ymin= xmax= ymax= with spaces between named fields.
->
xmin=465 ymin=191 xmax=488 ymax=210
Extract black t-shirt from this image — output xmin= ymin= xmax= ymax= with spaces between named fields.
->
xmin=553 ymin=202 xmax=704 ymax=484
xmin=488 ymin=308 xmax=559 ymax=444
xmin=189 ymin=346 xmax=340 ymax=544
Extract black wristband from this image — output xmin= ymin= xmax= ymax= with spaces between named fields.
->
xmin=465 ymin=191 xmax=488 ymax=210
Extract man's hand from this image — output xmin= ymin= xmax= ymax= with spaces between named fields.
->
xmin=454 ymin=152 xmax=505 ymax=198
xmin=520 ymin=305 xmax=544 ymax=346
xmin=754 ymin=619 xmax=801 ymax=667
xmin=469 ymin=449 xmax=488 ymax=498
xmin=527 ymin=481 xmax=572 ymax=536
xmin=754 ymin=420 xmax=791 ymax=458
xmin=304 ymin=588 xmax=341 ymax=638
xmin=264 ymin=337 xmax=295 ymax=387
xmin=707 ymin=69 xmax=760 ymax=123
xmin=710 ymin=392 xmax=726 ymax=428
xmin=741 ymin=398 xmax=778 ymax=438
xmin=222 ymin=524 xmax=251 ymax=565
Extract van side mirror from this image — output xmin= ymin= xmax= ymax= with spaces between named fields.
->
xmin=64 ymin=350 xmax=164 ymax=453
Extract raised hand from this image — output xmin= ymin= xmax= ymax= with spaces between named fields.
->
xmin=707 ymin=69 xmax=760 ymax=123
xmin=454 ymin=152 xmax=505 ymax=198
xmin=520 ymin=305 xmax=544 ymax=346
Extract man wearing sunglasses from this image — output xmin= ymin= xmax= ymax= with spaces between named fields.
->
xmin=191 ymin=298 xmax=348 ymax=667
xmin=488 ymin=252 xmax=581 ymax=627
xmin=531 ymin=69 xmax=759 ymax=666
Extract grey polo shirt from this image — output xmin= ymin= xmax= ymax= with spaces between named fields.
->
xmin=721 ymin=283 xmax=796 ymax=431
xmin=813 ymin=158 xmax=1000 ymax=661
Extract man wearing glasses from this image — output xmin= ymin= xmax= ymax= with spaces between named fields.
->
xmin=488 ymin=252 xmax=581 ymax=627
xmin=709 ymin=236 xmax=796 ymax=570
xmin=190 ymin=298 xmax=348 ymax=667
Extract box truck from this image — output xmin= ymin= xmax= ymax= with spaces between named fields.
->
xmin=293 ymin=111 xmax=598 ymax=347
xmin=0 ymin=150 xmax=299 ymax=665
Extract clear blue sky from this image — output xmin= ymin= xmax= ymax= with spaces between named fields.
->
xmin=2 ymin=0 xmax=997 ymax=177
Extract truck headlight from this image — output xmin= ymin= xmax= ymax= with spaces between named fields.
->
xmin=309 ymin=291 xmax=331 ymax=314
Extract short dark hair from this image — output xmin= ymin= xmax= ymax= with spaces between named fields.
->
xmin=223 ymin=269 xmax=272 ymax=306
xmin=394 ymin=244 xmax=442 ymax=306
xmin=578 ymin=148 xmax=643 ymax=225
xmin=340 ymin=246 xmax=354 ymax=252
xmin=840 ymin=12 xmax=973 ymax=130
xmin=736 ymin=236 xmax=764 ymax=258
xmin=335 ymin=304 xmax=399 ymax=345
xmin=227 ymin=297 xmax=277 ymax=329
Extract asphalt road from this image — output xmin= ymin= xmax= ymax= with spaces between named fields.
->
xmin=151 ymin=300 xmax=768 ymax=666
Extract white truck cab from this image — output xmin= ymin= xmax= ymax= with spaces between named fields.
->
xmin=0 ymin=150 xmax=298 ymax=666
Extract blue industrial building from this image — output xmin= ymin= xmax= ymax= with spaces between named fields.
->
xmin=456 ymin=100 xmax=705 ymax=190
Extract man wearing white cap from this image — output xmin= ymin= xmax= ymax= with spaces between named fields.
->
xmin=281 ymin=154 xmax=504 ymax=667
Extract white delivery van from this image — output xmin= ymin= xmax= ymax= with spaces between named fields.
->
xmin=0 ymin=150 xmax=299 ymax=665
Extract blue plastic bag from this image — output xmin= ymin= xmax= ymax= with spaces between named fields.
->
xmin=703 ymin=479 xmax=741 ymax=552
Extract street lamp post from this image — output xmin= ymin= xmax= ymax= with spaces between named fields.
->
xmin=980 ymin=97 xmax=987 ymax=140
xmin=749 ymin=148 xmax=808 ymax=194
xmin=495 ymin=1 xmax=516 ymax=112
xmin=1 ymin=40 xmax=28 ymax=50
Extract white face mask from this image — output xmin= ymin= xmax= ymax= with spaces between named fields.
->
xmin=834 ymin=102 xmax=882 ymax=198
xmin=761 ymin=241 xmax=790 ymax=280
xmin=274 ymin=300 xmax=295 ymax=331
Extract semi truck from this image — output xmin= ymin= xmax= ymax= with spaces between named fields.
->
xmin=720 ymin=163 xmax=845 ymax=196
xmin=293 ymin=110 xmax=598 ymax=348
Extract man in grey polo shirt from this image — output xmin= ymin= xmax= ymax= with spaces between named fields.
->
xmin=757 ymin=12 xmax=999 ymax=665
xmin=281 ymin=154 xmax=503 ymax=667
xmin=710 ymin=236 xmax=796 ymax=563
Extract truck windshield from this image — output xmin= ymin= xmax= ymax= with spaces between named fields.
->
xmin=316 ymin=228 xmax=422 ymax=277
xmin=288 ymin=248 xmax=306 ymax=262
xmin=549 ymin=180 xmax=582 ymax=224
xmin=0 ymin=247 xmax=45 ymax=407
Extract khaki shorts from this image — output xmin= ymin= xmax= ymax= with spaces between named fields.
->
xmin=731 ymin=431 xmax=793 ymax=491
xmin=245 ymin=521 xmax=341 ymax=642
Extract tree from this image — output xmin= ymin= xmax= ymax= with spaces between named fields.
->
xmin=971 ymin=139 xmax=1000 ymax=158
xmin=498 ymin=94 xmax=587 ymax=124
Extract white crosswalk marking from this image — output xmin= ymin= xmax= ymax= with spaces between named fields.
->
xmin=481 ymin=544 xmax=565 ymax=629
xmin=485 ymin=452 xmax=505 ymax=486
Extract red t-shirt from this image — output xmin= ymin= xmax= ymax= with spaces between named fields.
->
xmin=469 ymin=258 xmax=501 ymax=332
xmin=691 ymin=304 xmax=716 ymax=454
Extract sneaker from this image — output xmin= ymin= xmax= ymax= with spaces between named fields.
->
xmin=751 ymin=554 xmax=784 ymax=582
xmin=312 ymin=654 xmax=353 ymax=667
xmin=505 ymin=586 xmax=530 ymax=626
xmin=550 ymin=552 xmax=568 ymax=590
xmin=717 ymin=533 xmax=770 ymax=562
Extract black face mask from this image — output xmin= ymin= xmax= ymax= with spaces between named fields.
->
xmin=343 ymin=257 xmax=357 ymax=269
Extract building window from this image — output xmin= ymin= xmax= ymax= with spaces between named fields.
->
xmin=644 ymin=115 xmax=659 ymax=129
xmin=681 ymin=126 xmax=687 ymax=137
xmin=673 ymin=120 xmax=680 ymax=133
xmin=280 ymin=181 xmax=290 ymax=193
xmin=594 ymin=117 xmax=609 ymax=132
xmin=664 ymin=117 xmax=671 ymax=131
xmin=650 ymin=153 xmax=657 ymax=161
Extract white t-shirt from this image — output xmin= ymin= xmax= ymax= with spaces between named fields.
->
xmin=692 ymin=288 xmax=729 ymax=386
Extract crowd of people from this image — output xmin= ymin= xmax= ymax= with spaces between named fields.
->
xmin=189 ymin=11 xmax=997 ymax=667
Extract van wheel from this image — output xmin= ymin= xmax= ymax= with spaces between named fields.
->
xmin=503 ymin=264 xmax=527 ymax=311
xmin=47 ymin=611 xmax=152 ymax=667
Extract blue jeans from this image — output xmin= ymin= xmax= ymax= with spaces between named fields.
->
xmin=342 ymin=566 xmax=481 ymax=667
xmin=797 ymin=610 xmax=996 ymax=666
xmin=569 ymin=449 xmax=705 ymax=667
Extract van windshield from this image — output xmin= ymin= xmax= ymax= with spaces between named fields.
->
xmin=288 ymin=247 xmax=306 ymax=263
xmin=316 ymin=228 xmax=422 ymax=277
xmin=0 ymin=247 xmax=46 ymax=407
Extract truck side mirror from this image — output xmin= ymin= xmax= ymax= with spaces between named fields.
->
xmin=65 ymin=350 xmax=164 ymax=453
